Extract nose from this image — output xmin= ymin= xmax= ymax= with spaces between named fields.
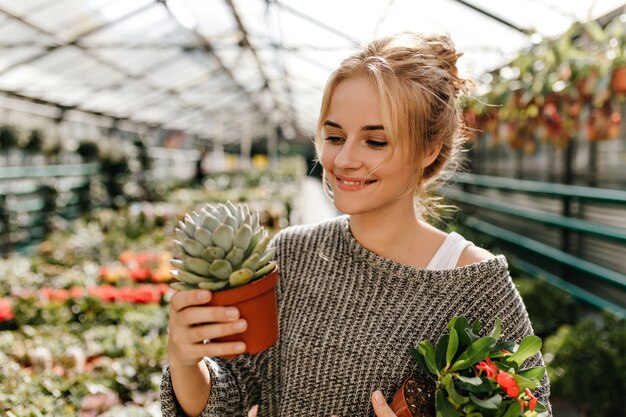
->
xmin=333 ymin=138 xmax=361 ymax=169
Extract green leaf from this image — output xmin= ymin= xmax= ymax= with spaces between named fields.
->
xmin=456 ymin=377 xmax=497 ymax=394
xmin=447 ymin=316 xmax=459 ymax=331
xmin=456 ymin=375 xmax=483 ymax=386
xmin=465 ymin=327 xmax=480 ymax=343
xmin=499 ymin=400 xmax=522 ymax=417
xmin=471 ymin=319 xmax=481 ymax=335
xmin=409 ymin=347 xmax=429 ymax=374
xmin=513 ymin=374 xmax=540 ymax=391
xmin=452 ymin=317 xmax=471 ymax=350
xmin=533 ymin=401 xmax=548 ymax=413
xmin=441 ymin=374 xmax=469 ymax=406
xmin=489 ymin=317 xmax=502 ymax=340
xmin=449 ymin=336 xmax=497 ymax=372
xmin=518 ymin=366 xmax=545 ymax=382
xmin=435 ymin=335 xmax=450 ymax=371
xmin=436 ymin=390 xmax=458 ymax=417
xmin=446 ymin=328 xmax=458 ymax=369
xmin=508 ymin=335 xmax=542 ymax=367
xmin=417 ymin=340 xmax=440 ymax=377
xmin=494 ymin=341 xmax=517 ymax=354
xmin=469 ymin=393 xmax=502 ymax=410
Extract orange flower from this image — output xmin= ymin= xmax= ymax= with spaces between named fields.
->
xmin=525 ymin=388 xmax=538 ymax=412
xmin=496 ymin=371 xmax=520 ymax=397
xmin=475 ymin=357 xmax=498 ymax=379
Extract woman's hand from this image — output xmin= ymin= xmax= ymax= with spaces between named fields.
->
xmin=168 ymin=289 xmax=248 ymax=367
xmin=330 ymin=390 xmax=397 ymax=417
xmin=370 ymin=390 xmax=397 ymax=417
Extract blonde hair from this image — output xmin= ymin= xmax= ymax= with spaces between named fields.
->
xmin=314 ymin=32 xmax=474 ymax=223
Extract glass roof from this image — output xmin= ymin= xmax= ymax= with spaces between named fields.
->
xmin=0 ymin=0 xmax=624 ymax=143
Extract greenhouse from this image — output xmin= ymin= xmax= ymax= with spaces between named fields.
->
xmin=0 ymin=1 xmax=625 ymax=416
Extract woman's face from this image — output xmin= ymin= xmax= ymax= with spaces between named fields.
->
xmin=321 ymin=76 xmax=417 ymax=216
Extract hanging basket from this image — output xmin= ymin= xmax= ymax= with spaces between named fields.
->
xmin=611 ymin=67 xmax=626 ymax=93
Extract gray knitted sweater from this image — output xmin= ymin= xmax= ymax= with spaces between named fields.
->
xmin=161 ymin=215 xmax=550 ymax=417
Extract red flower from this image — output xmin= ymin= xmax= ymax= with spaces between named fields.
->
xmin=89 ymin=285 xmax=119 ymax=302
xmin=475 ymin=357 xmax=498 ymax=379
xmin=129 ymin=267 xmax=151 ymax=282
xmin=525 ymin=388 xmax=538 ymax=412
xmin=0 ymin=298 xmax=14 ymax=322
xmin=496 ymin=371 xmax=520 ymax=397
xmin=70 ymin=287 xmax=85 ymax=298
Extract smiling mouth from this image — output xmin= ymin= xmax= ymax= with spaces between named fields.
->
xmin=336 ymin=177 xmax=377 ymax=185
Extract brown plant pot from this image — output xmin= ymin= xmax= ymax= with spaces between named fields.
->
xmin=391 ymin=377 xmax=436 ymax=417
xmin=208 ymin=266 xmax=279 ymax=356
xmin=611 ymin=67 xmax=626 ymax=93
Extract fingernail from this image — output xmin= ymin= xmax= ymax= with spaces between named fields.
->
xmin=225 ymin=307 xmax=239 ymax=318
xmin=374 ymin=390 xmax=385 ymax=405
xmin=234 ymin=342 xmax=246 ymax=352
xmin=232 ymin=320 xmax=246 ymax=331
xmin=197 ymin=291 xmax=210 ymax=300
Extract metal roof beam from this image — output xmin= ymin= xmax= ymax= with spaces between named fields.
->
xmin=0 ymin=3 xmax=249 ymax=137
xmin=450 ymin=0 xmax=531 ymax=35
xmin=223 ymin=0 xmax=292 ymax=127
xmin=272 ymin=0 xmax=361 ymax=47
xmin=0 ymin=2 xmax=158 ymax=77
xmin=160 ymin=0 xmax=269 ymax=123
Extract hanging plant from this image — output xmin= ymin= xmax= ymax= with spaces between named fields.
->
xmin=23 ymin=129 xmax=44 ymax=154
xmin=76 ymin=140 xmax=99 ymax=161
xmin=0 ymin=125 xmax=18 ymax=153
xmin=586 ymin=101 xmax=622 ymax=141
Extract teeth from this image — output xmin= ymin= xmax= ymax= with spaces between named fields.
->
xmin=340 ymin=178 xmax=371 ymax=185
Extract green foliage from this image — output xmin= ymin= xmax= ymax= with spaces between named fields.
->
xmin=409 ymin=317 xmax=546 ymax=417
xmin=0 ymin=125 xmax=18 ymax=152
xmin=543 ymin=313 xmax=626 ymax=417
xmin=76 ymin=139 xmax=99 ymax=161
xmin=22 ymin=129 xmax=44 ymax=154
xmin=513 ymin=277 xmax=585 ymax=339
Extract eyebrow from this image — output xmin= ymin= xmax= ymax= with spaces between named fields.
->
xmin=323 ymin=120 xmax=385 ymax=131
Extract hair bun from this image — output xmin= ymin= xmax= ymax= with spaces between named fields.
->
xmin=423 ymin=34 xmax=472 ymax=97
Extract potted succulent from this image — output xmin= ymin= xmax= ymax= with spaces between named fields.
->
xmin=391 ymin=317 xmax=547 ymax=417
xmin=169 ymin=201 xmax=278 ymax=355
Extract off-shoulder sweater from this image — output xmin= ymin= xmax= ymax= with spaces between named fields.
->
xmin=161 ymin=215 xmax=550 ymax=416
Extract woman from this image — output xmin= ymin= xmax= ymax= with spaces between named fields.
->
xmin=161 ymin=32 xmax=551 ymax=417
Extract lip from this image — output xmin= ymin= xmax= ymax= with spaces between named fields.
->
xmin=334 ymin=174 xmax=377 ymax=191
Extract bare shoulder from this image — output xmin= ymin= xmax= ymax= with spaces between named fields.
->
xmin=456 ymin=244 xmax=497 ymax=268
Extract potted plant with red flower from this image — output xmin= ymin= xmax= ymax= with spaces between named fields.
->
xmin=391 ymin=317 xmax=548 ymax=417
xmin=169 ymin=201 xmax=279 ymax=355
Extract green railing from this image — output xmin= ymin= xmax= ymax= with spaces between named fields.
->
xmin=0 ymin=163 xmax=98 ymax=254
xmin=442 ymin=173 xmax=626 ymax=318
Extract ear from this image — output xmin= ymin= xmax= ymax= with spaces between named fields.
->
xmin=421 ymin=141 xmax=443 ymax=169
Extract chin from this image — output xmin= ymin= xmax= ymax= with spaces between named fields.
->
xmin=332 ymin=198 xmax=376 ymax=216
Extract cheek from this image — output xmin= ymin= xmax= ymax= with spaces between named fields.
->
xmin=320 ymin=146 xmax=336 ymax=170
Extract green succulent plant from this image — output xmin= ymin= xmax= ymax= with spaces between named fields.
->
xmin=169 ymin=201 xmax=276 ymax=291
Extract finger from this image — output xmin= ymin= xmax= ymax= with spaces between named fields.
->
xmin=191 ymin=340 xmax=247 ymax=358
xmin=248 ymin=405 xmax=258 ymax=417
xmin=170 ymin=289 xmax=212 ymax=312
xmin=188 ymin=319 xmax=248 ymax=343
xmin=177 ymin=305 xmax=240 ymax=326
xmin=371 ymin=390 xmax=396 ymax=417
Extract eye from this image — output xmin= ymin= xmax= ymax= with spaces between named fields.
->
xmin=367 ymin=139 xmax=388 ymax=148
xmin=324 ymin=136 xmax=344 ymax=144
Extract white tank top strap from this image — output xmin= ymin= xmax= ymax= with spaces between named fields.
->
xmin=426 ymin=232 xmax=475 ymax=270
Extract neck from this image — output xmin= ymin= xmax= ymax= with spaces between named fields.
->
xmin=347 ymin=203 xmax=425 ymax=258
